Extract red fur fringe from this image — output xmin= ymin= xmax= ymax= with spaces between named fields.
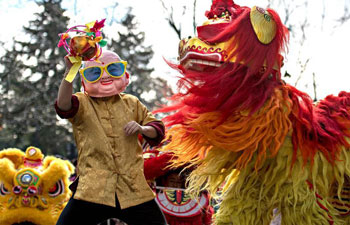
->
xmin=155 ymin=63 xmax=282 ymax=127
xmin=288 ymin=86 xmax=350 ymax=165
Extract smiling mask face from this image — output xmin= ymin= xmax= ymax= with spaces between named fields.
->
xmin=81 ymin=51 xmax=129 ymax=97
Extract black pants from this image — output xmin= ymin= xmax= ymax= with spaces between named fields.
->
xmin=56 ymin=197 xmax=167 ymax=225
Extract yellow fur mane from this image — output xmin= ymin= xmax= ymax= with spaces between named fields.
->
xmin=0 ymin=147 xmax=74 ymax=225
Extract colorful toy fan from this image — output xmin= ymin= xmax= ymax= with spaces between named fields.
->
xmin=57 ymin=19 xmax=107 ymax=83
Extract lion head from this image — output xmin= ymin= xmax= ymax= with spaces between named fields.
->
xmin=0 ymin=147 xmax=74 ymax=225
xmin=159 ymin=1 xmax=289 ymax=129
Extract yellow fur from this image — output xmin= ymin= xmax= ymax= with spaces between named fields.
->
xmin=0 ymin=147 xmax=74 ymax=225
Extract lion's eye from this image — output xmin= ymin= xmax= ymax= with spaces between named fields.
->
xmin=48 ymin=180 xmax=64 ymax=197
xmin=0 ymin=183 xmax=10 ymax=195
xmin=27 ymin=186 xmax=37 ymax=195
xmin=13 ymin=185 xmax=22 ymax=195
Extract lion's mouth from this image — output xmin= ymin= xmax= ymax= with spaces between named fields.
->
xmin=183 ymin=58 xmax=223 ymax=71
xmin=178 ymin=38 xmax=228 ymax=71
xmin=179 ymin=49 xmax=226 ymax=71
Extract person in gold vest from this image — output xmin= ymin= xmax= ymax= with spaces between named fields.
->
xmin=54 ymin=50 xmax=167 ymax=225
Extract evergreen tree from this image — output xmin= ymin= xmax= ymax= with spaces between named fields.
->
xmin=0 ymin=0 xmax=77 ymax=159
xmin=107 ymin=8 xmax=173 ymax=110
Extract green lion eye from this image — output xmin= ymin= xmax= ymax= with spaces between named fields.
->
xmin=264 ymin=14 xmax=271 ymax=22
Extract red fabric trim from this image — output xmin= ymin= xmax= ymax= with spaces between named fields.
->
xmin=54 ymin=95 xmax=79 ymax=119
xmin=23 ymin=158 xmax=42 ymax=167
xmin=165 ymin=213 xmax=202 ymax=225
xmin=24 ymin=158 xmax=42 ymax=162
xmin=143 ymin=121 xmax=165 ymax=147
xmin=164 ymin=207 xmax=213 ymax=225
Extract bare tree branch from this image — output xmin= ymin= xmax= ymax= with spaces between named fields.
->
xmin=299 ymin=17 xmax=309 ymax=44
xmin=281 ymin=0 xmax=293 ymax=25
xmin=168 ymin=6 xmax=182 ymax=40
xmin=294 ymin=58 xmax=310 ymax=87
xmin=160 ymin=0 xmax=182 ymax=40
xmin=74 ymin=0 xmax=78 ymax=16
xmin=320 ymin=0 xmax=326 ymax=31
xmin=193 ymin=0 xmax=197 ymax=35
xmin=103 ymin=2 xmax=119 ymax=25
xmin=337 ymin=5 xmax=350 ymax=24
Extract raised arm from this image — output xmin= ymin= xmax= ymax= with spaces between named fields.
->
xmin=57 ymin=56 xmax=74 ymax=111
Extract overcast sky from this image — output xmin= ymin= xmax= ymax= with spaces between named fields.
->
xmin=1 ymin=0 xmax=350 ymax=100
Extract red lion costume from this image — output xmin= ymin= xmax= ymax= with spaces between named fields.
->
xmin=156 ymin=1 xmax=350 ymax=224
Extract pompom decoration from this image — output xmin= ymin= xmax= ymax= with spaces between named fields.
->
xmin=57 ymin=19 xmax=107 ymax=83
